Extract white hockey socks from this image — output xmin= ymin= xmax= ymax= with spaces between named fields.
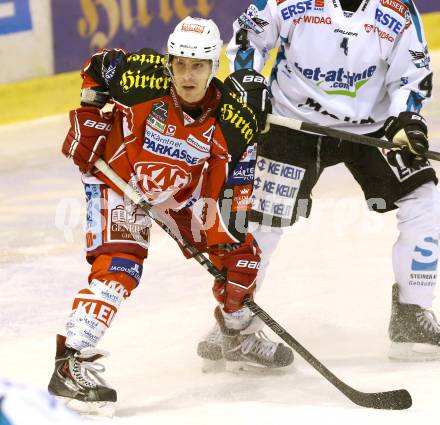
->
xmin=65 ymin=279 xmax=126 ymax=351
xmin=393 ymin=182 xmax=440 ymax=308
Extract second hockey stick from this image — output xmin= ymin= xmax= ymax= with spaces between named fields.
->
xmin=94 ymin=158 xmax=412 ymax=410
xmin=265 ymin=113 xmax=440 ymax=162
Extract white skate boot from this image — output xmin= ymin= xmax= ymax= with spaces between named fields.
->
xmin=197 ymin=307 xmax=294 ymax=372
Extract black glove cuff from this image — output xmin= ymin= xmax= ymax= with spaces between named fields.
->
xmin=224 ymin=69 xmax=270 ymax=131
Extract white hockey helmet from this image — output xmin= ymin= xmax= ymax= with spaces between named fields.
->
xmin=166 ymin=16 xmax=223 ymax=87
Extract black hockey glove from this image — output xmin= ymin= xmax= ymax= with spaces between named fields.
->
xmin=224 ymin=69 xmax=271 ymax=132
xmin=384 ymin=111 xmax=429 ymax=168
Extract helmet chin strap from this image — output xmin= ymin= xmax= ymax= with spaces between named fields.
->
xmin=164 ymin=53 xmax=177 ymax=85
xmin=206 ymin=59 xmax=219 ymax=89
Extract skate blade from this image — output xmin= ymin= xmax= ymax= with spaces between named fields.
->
xmin=389 ymin=342 xmax=440 ymax=361
xmin=56 ymin=396 xmax=116 ymax=418
xmin=201 ymin=358 xmax=226 ymax=373
xmin=225 ymin=360 xmax=279 ymax=373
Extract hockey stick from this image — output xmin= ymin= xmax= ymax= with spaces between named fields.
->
xmin=265 ymin=113 xmax=440 ymax=162
xmin=94 ymin=158 xmax=412 ymax=410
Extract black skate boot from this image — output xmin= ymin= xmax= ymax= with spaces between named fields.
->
xmin=389 ymin=284 xmax=440 ymax=361
xmin=213 ymin=306 xmax=294 ymax=371
xmin=48 ymin=334 xmax=117 ymax=416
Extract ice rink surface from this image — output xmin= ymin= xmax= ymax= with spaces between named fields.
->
xmin=1 ymin=52 xmax=440 ymax=424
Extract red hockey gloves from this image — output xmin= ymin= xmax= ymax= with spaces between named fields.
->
xmin=62 ymin=106 xmax=113 ymax=173
xmin=224 ymin=69 xmax=271 ymax=132
xmin=384 ymin=112 xmax=429 ymax=168
xmin=212 ymin=244 xmax=260 ymax=313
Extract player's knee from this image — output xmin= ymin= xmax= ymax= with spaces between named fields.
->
xmin=89 ymin=253 xmax=144 ymax=295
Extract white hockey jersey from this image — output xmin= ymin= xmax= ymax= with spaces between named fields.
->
xmin=226 ymin=0 xmax=433 ymax=134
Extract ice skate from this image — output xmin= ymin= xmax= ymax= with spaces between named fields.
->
xmin=389 ymin=284 xmax=440 ymax=361
xmin=48 ymin=334 xmax=117 ymax=417
xmin=197 ymin=323 xmax=227 ymax=372
xmin=212 ymin=306 xmax=294 ymax=371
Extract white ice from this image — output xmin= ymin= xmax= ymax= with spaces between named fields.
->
xmin=1 ymin=52 xmax=440 ymax=424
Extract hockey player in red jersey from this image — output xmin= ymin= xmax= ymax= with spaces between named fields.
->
xmin=48 ymin=16 xmax=293 ymax=415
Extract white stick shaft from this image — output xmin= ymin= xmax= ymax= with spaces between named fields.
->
xmin=94 ymin=158 xmax=142 ymax=204
xmin=267 ymin=113 xmax=303 ymax=131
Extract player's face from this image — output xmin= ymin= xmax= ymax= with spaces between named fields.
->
xmin=171 ymin=57 xmax=212 ymax=103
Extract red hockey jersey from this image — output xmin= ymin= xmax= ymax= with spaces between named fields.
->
xmin=80 ymin=48 xmax=258 ymax=247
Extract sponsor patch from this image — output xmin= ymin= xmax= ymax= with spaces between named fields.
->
xmin=246 ymin=4 xmax=259 ymax=18
xmin=89 ymin=279 xmax=126 ymax=306
xmin=109 ymin=201 xmax=150 ymax=247
xmin=239 ymin=144 xmax=257 ymax=162
xmin=143 ymin=127 xmax=209 ymax=165
xmin=238 ymin=5 xmax=269 ymax=34
xmin=232 ymin=185 xmax=253 ymax=212
xmin=380 ymin=0 xmax=408 ymax=18
xmin=334 ymin=28 xmax=358 ymax=37
xmin=85 ymin=184 xmax=103 ymax=252
xmin=294 ymin=62 xmax=376 ymax=97
xmin=103 ymin=56 xmax=123 ymax=85
xmin=228 ymin=161 xmax=255 ymax=185
xmin=409 ymin=47 xmax=430 ymax=69
xmin=298 ymin=97 xmax=375 ymax=123
xmin=182 ymin=23 xmax=205 ymax=33
xmin=411 ymin=237 xmax=438 ymax=289
xmin=72 ymin=299 xmax=116 ymax=328
xmin=375 ymin=8 xmax=404 ymax=35
xmin=147 ymin=115 xmax=166 ymax=133
xmin=151 ymin=101 xmax=168 ymax=122
xmin=252 ymin=156 xmax=305 ymax=220
xmin=182 ymin=111 xmax=195 ymax=126
xmin=281 ymin=0 xmax=313 ymax=20
xmin=187 ymin=134 xmax=210 ymax=153
xmin=120 ymin=70 xmax=171 ymax=93
xmin=304 ymin=15 xmax=332 ymax=24
xmin=220 ymin=103 xmax=255 ymax=143
xmin=379 ymin=148 xmax=432 ymax=182
xmin=109 ymin=257 xmax=143 ymax=286
xmin=364 ymin=23 xmax=395 ymax=42
xmin=166 ymin=124 xmax=176 ymax=136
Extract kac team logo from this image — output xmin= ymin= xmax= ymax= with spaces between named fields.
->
xmin=135 ymin=162 xmax=191 ymax=198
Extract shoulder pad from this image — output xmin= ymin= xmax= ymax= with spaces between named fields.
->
xmin=214 ymin=78 xmax=259 ymax=145
xmin=126 ymin=48 xmax=165 ymax=68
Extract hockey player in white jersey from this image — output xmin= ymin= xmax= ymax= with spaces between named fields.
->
xmin=197 ymin=0 xmax=440 ymax=362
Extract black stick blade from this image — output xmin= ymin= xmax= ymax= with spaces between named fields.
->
xmin=349 ymin=389 xmax=412 ymax=410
